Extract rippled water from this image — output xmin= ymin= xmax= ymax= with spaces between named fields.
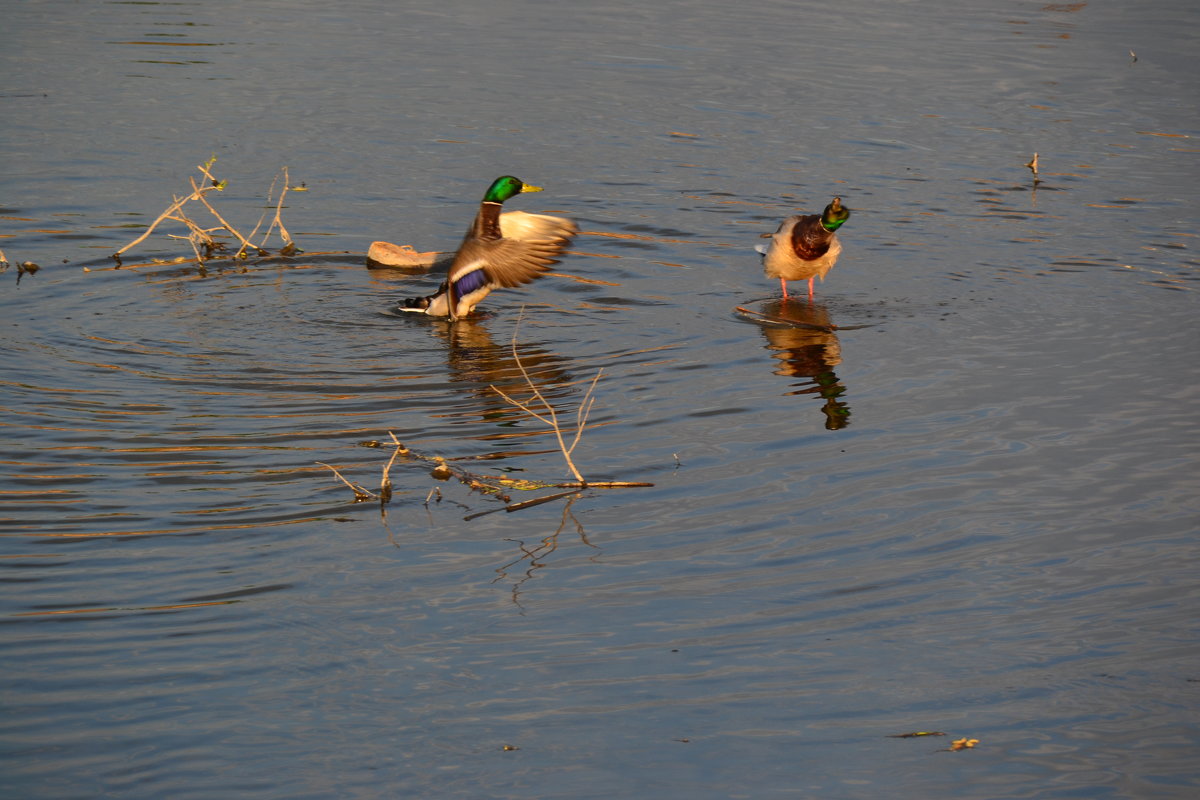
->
xmin=2 ymin=1 xmax=1198 ymax=798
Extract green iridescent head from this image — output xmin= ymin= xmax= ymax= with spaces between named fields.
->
xmin=820 ymin=197 xmax=850 ymax=231
xmin=482 ymin=175 xmax=543 ymax=204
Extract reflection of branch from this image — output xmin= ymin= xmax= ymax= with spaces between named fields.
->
xmin=493 ymin=495 xmax=596 ymax=608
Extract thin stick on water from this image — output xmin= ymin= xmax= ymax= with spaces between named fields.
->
xmin=316 ymin=461 xmax=378 ymax=502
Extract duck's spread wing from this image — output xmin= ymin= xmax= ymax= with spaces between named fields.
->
xmin=449 ymin=212 xmax=577 ymax=289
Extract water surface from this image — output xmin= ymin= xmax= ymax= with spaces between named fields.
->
xmin=2 ymin=1 xmax=1198 ymax=798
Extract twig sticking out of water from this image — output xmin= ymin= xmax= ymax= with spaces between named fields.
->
xmin=489 ymin=309 xmax=598 ymax=485
xmin=233 ymin=165 xmax=297 ymax=258
xmin=112 ymin=156 xmax=298 ymax=265
xmin=112 ymin=158 xmax=224 ymax=262
xmin=323 ymin=374 xmax=651 ymax=515
xmin=320 ymin=319 xmax=652 ymax=514
xmin=1025 ymin=152 xmax=1041 ymax=185
xmin=316 ymin=461 xmax=377 ymax=502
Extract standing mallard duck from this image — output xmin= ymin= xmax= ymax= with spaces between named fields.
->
xmin=401 ymin=176 xmax=576 ymax=319
xmin=756 ymin=197 xmax=850 ymax=301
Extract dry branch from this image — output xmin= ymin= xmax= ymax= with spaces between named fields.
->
xmin=490 ymin=310 xmax=600 ymax=485
xmin=323 ymin=321 xmax=651 ymax=515
xmin=316 ymin=461 xmax=377 ymax=502
xmin=112 ymin=157 xmax=298 ymax=265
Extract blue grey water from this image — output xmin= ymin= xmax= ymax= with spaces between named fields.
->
xmin=1 ymin=1 xmax=1198 ymax=797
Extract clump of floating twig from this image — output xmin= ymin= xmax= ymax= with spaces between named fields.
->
xmin=1 ymin=253 xmax=42 ymax=286
xmin=319 ymin=318 xmax=652 ymax=516
xmin=340 ymin=435 xmax=651 ymax=520
xmin=321 ymin=434 xmax=651 ymax=516
xmin=111 ymin=156 xmax=301 ymax=266
xmin=0 ymin=250 xmax=42 ymax=283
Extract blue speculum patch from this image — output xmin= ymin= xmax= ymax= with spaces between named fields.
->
xmin=454 ymin=268 xmax=489 ymax=296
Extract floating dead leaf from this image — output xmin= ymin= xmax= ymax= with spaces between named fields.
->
xmin=888 ymin=731 xmax=946 ymax=738
xmin=502 ymin=744 xmax=519 ymax=751
xmin=946 ymin=738 xmax=980 ymax=751
xmin=668 ymin=131 xmax=700 ymax=138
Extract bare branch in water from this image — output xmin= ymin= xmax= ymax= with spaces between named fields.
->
xmin=328 ymin=330 xmax=651 ymax=515
xmin=111 ymin=157 xmax=298 ymax=264
xmin=241 ymin=166 xmax=294 ymax=253
xmin=316 ymin=461 xmax=377 ymax=502
xmin=112 ymin=160 xmax=224 ymax=260
xmin=189 ymin=174 xmax=261 ymax=258
xmin=490 ymin=309 xmax=601 ymax=485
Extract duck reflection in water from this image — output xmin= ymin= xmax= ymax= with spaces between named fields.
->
xmin=757 ymin=299 xmax=851 ymax=430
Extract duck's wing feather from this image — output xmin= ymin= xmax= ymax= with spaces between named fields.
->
xmin=448 ymin=211 xmax=576 ymax=288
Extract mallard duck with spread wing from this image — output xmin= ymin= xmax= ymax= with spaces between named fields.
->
xmin=401 ymin=176 xmax=576 ymax=319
